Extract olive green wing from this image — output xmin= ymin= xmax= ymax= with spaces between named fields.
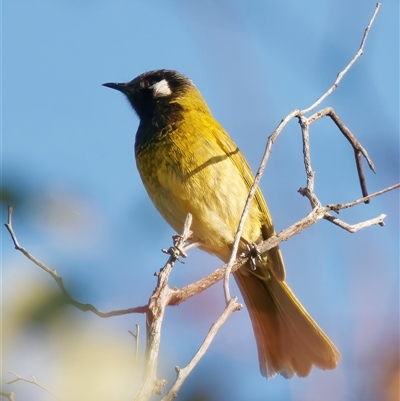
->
xmin=208 ymin=118 xmax=285 ymax=280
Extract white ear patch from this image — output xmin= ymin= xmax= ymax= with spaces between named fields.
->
xmin=150 ymin=79 xmax=172 ymax=97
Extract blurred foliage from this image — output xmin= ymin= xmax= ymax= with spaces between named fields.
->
xmin=0 ymin=184 xmax=26 ymax=210
xmin=3 ymin=280 xmax=136 ymax=400
xmin=1 ymin=167 xmax=40 ymax=209
xmin=14 ymin=288 xmax=70 ymax=330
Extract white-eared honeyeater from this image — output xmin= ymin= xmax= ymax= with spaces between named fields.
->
xmin=103 ymin=69 xmax=340 ymax=379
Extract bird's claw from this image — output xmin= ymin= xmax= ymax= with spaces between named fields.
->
xmin=247 ymin=243 xmax=263 ymax=271
xmin=161 ymin=235 xmax=188 ymax=263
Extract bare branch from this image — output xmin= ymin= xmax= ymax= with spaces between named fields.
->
xmin=4 ymin=206 xmax=148 ymax=317
xmin=359 ymin=3 xmax=382 ymax=49
xmin=306 ymin=107 xmax=375 ymax=201
xmin=323 ymin=213 xmax=386 ymax=232
xmin=302 ymin=3 xmax=381 ymax=113
xmin=298 ymin=115 xmax=322 ymax=209
xmin=162 ymin=298 xmax=242 ymax=401
xmin=133 ymin=214 xmax=193 ymax=401
xmin=223 ymin=4 xmax=382 ymax=304
xmin=0 ymin=392 xmax=15 ymax=401
xmin=328 ymin=183 xmax=400 ymax=212
xmin=170 ymin=256 xmax=247 ymax=306
xmin=129 ymin=324 xmax=140 ymax=368
xmin=173 ymin=176 xmax=398 ymax=305
xmin=223 ymin=109 xmax=300 ymax=302
xmin=172 ymin=209 xmax=329 ymax=306
xmin=6 ymin=372 xmax=59 ymax=400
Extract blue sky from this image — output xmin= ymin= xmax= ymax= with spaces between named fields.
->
xmin=2 ymin=1 xmax=399 ymax=400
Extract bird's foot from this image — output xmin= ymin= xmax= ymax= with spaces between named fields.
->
xmin=246 ymin=242 xmax=263 ymax=271
xmin=162 ymin=234 xmax=188 ymax=263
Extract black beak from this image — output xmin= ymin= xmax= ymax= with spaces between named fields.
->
xmin=102 ymin=82 xmax=127 ymax=92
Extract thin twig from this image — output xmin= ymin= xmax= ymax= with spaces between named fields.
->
xmin=328 ymin=183 xmax=400 ymax=213
xmin=4 ymin=206 xmax=148 ymax=317
xmin=129 ymin=324 xmax=140 ymax=367
xmin=173 ymin=209 xmax=330 ymax=306
xmin=171 ymin=180 xmax=399 ymax=305
xmin=169 ymin=255 xmax=247 ymax=306
xmin=161 ymin=298 xmax=242 ymax=401
xmin=302 ymin=3 xmax=381 ymax=113
xmin=359 ymin=3 xmax=382 ymax=49
xmin=223 ymin=109 xmax=300 ymax=302
xmin=6 ymin=372 xmax=59 ymax=400
xmin=223 ymin=3 xmax=382 ymax=303
xmin=298 ymin=115 xmax=322 ymax=209
xmin=307 ymin=107 xmax=375 ymax=172
xmin=324 ymin=213 xmax=386 ymax=232
xmin=306 ymin=107 xmax=375 ymax=201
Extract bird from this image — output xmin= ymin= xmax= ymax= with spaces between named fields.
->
xmin=103 ymin=69 xmax=341 ymax=379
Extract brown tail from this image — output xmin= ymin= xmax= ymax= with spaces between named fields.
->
xmin=234 ymin=267 xmax=341 ymax=379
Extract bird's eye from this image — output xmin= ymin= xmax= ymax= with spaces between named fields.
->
xmin=143 ymin=78 xmax=158 ymax=88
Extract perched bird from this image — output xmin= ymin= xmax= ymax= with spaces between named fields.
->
xmin=103 ymin=69 xmax=341 ymax=379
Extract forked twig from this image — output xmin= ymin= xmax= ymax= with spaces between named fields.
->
xmin=170 ymin=176 xmax=398 ymax=306
xmin=223 ymin=3 xmax=383 ymax=302
xmin=323 ymin=213 xmax=386 ymax=232
xmin=307 ymin=107 xmax=375 ymax=201
xmin=5 ymin=372 xmax=60 ymax=400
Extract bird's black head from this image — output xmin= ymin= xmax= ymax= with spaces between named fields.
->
xmin=103 ymin=69 xmax=197 ymax=121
